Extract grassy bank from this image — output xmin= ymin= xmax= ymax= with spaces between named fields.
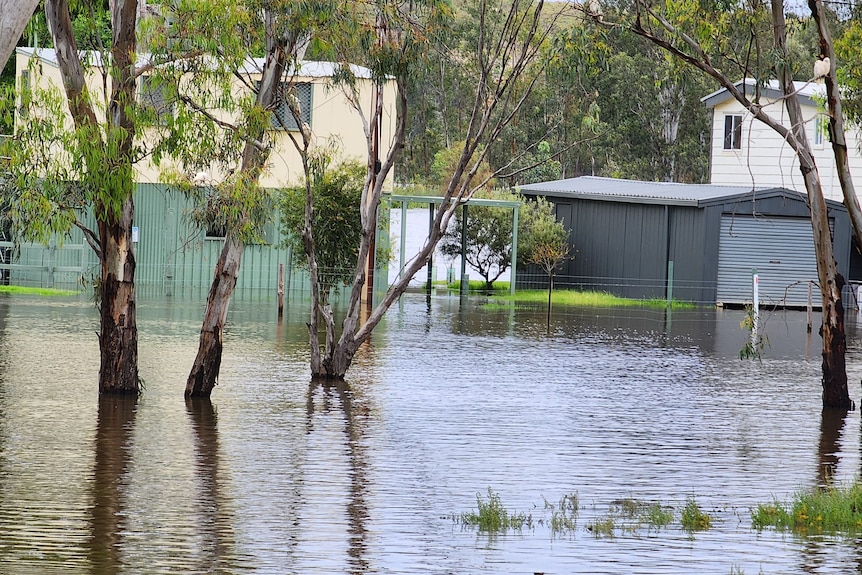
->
xmin=0 ymin=285 xmax=79 ymax=296
xmin=753 ymin=480 xmax=862 ymax=534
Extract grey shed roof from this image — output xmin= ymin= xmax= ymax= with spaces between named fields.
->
xmin=519 ymin=176 xmax=821 ymax=208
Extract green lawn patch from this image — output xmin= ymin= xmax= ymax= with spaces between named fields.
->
xmin=490 ymin=288 xmax=696 ymax=309
xmin=0 ymin=285 xmax=79 ymax=297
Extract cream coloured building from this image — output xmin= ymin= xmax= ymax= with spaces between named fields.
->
xmin=7 ymin=48 xmax=397 ymax=294
xmin=15 ymin=47 xmax=397 ymax=189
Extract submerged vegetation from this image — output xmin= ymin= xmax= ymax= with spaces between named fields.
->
xmin=458 ymin=488 xmax=534 ymax=532
xmin=752 ymin=480 xmax=862 ymax=534
xmin=455 ymin=490 xmax=709 ymax=539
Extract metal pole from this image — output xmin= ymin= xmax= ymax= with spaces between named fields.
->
xmin=399 ymin=200 xmax=406 ymax=282
xmin=666 ymin=260 xmax=674 ymax=308
xmin=752 ymin=269 xmax=760 ymax=337
xmin=426 ymin=203 xmax=434 ymax=294
xmin=460 ymin=204 xmax=468 ymax=295
xmin=277 ymin=263 xmax=284 ymax=318
xmin=47 ymin=240 xmax=55 ymax=288
xmin=510 ymin=205 xmax=519 ymax=296
xmin=807 ymin=281 xmax=813 ymax=333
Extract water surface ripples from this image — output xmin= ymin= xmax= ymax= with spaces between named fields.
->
xmin=0 ymin=293 xmax=860 ymax=573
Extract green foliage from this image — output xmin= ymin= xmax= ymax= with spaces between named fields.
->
xmin=835 ymin=21 xmax=862 ymax=126
xmin=545 ymin=492 xmax=579 ymax=535
xmin=518 ymin=195 xmax=570 ymax=277
xmin=753 ymin=480 xmax=862 ymax=534
xmin=439 ymin=188 xmax=520 ymax=290
xmin=458 ymin=488 xmax=533 ymax=533
xmin=279 ymin=151 xmax=365 ymax=300
xmin=680 ymin=497 xmax=712 ymax=533
xmin=0 ymin=56 xmax=134 ymax=246
xmin=738 ymin=305 xmax=768 ymax=360
xmin=397 ymin=1 xmax=715 ymax=186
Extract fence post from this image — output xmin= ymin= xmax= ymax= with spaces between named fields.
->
xmin=277 ymin=263 xmax=284 ymax=318
xmin=47 ymin=240 xmax=56 ymax=289
xmin=666 ymin=260 xmax=674 ymax=308
xmin=752 ymin=269 xmax=760 ymax=337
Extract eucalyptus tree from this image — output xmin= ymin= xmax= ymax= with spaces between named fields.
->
xmin=0 ymin=0 xmax=143 ymax=394
xmin=0 ymin=0 xmax=41 ymax=69
xmin=300 ymin=0 xmax=571 ymax=379
xmin=603 ymin=0 xmax=856 ymax=408
xmin=135 ymin=0 xmax=331 ymax=397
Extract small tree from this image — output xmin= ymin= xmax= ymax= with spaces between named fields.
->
xmin=520 ymin=197 xmax=570 ymax=328
xmin=439 ymin=188 xmax=518 ymax=290
xmin=279 ymin=152 xmax=364 ymax=304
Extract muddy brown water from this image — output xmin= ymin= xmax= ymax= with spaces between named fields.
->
xmin=1 ymin=292 xmax=862 ymax=574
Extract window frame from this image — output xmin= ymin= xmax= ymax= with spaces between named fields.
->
xmin=723 ymin=114 xmax=743 ymax=151
xmin=139 ymin=75 xmax=174 ymax=125
xmin=270 ymin=81 xmax=313 ymax=131
xmin=814 ymin=114 xmax=829 ymax=148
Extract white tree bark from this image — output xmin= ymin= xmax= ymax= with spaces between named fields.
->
xmin=0 ymin=0 xmax=40 ymax=72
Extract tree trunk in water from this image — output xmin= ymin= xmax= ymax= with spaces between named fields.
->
xmin=186 ymin=236 xmax=244 ymax=397
xmin=771 ymin=0 xmax=852 ymax=409
xmin=98 ymin=196 xmax=139 ymax=394
xmin=821 ymin=272 xmax=850 ymax=408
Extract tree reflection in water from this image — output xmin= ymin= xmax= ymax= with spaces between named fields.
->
xmin=88 ymin=395 xmax=137 ymax=574
xmin=186 ymin=396 xmax=239 ymax=574
xmin=306 ymin=378 xmax=370 ymax=575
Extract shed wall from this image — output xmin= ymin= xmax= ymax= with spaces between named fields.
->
xmin=544 ymin=198 xmax=670 ymax=299
xmin=521 ymin=189 xmax=853 ymax=307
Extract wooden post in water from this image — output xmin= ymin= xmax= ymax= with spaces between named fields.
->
xmin=807 ymin=281 xmax=813 ymax=333
xmin=277 ymin=263 xmax=285 ymax=319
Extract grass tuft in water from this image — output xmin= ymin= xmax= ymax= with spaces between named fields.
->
xmin=585 ymin=515 xmax=616 ymax=538
xmin=545 ymin=493 xmax=579 ymax=535
xmin=644 ymin=502 xmax=674 ymax=528
xmin=681 ymin=497 xmax=712 ymax=532
xmin=458 ymin=488 xmax=532 ymax=533
xmin=752 ymin=480 xmax=862 ymax=534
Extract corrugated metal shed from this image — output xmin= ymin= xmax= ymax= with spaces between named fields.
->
xmin=519 ymin=176 xmax=852 ymax=307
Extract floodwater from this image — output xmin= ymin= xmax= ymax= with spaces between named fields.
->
xmin=2 ymin=293 xmax=862 ymax=574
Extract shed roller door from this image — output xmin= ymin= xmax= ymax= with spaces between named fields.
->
xmin=717 ymin=215 xmax=821 ymax=306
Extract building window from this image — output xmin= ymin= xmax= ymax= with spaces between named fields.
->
xmin=814 ymin=114 xmax=829 ymax=147
xmin=723 ymin=114 xmax=742 ymax=150
xmin=205 ymin=223 xmax=226 ymax=239
xmin=270 ymin=82 xmax=312 ymax=131
xmin=140 ymin=76 xmax=174 ymax=124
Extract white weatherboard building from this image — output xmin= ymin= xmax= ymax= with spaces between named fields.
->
xmin=702 ymin=78 xmax=861 ymax=200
